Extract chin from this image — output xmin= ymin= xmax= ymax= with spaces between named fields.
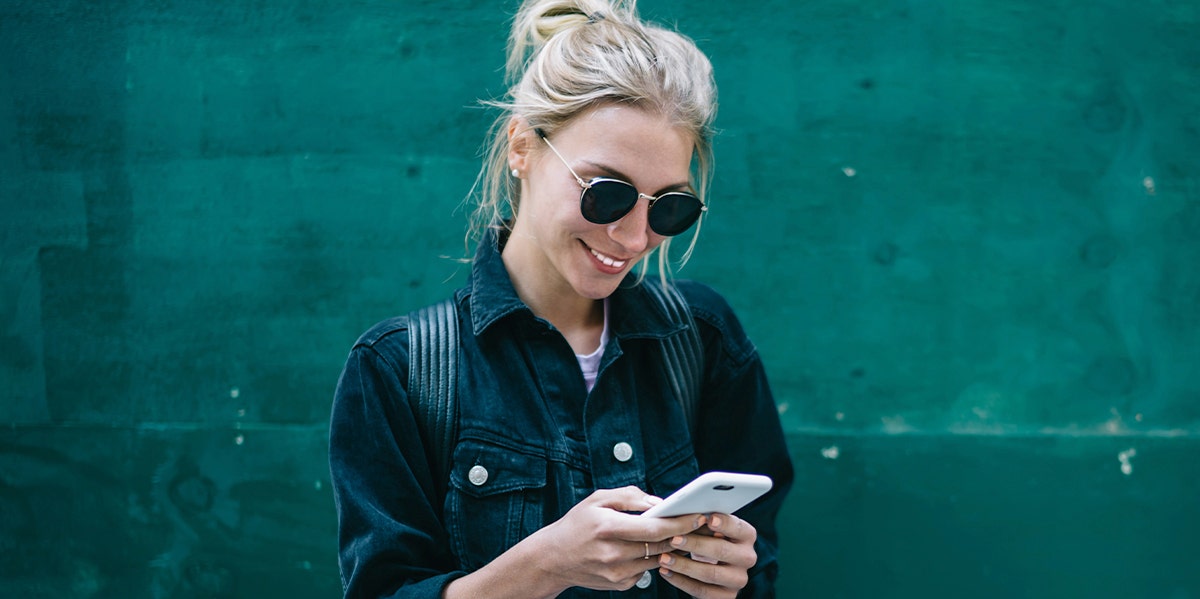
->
xmin=572 ymin=278 xmax=623 ymax=300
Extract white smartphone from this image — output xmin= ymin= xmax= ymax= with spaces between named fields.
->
xmin=641 ymin=472 xmax=773 ymax=518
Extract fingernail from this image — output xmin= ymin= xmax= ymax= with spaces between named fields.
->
xmin=710 ymin=514 xmax=721 ymax=529
xmin=659 ymin=567 xmax=673 ymax=579
xmin=645 ymin=495 xmax=663 ymax=506
xmin=659 ymin=553 xmax=674 ymax=566
xmin=696 ymin=515 xmax=707 ymax=528
xmin=671 ymin=536 xmax=685 ymax=547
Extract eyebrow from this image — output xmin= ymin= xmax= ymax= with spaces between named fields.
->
xmin=579 ymin=159 xmax=693 ymax=196
xmin=534 ymin=127 xmax=694 ymax=195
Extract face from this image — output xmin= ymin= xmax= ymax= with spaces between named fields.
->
xmin=505 ymin=104 xmax=694 ymax=302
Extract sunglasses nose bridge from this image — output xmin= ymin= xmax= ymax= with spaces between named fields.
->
xmin=606 ymin=196 xmax=653 ymax=251
xmin=639 ymin=192 xmax=662 ymax=214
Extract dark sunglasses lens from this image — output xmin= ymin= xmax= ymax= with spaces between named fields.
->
xmin=581 ymin=180 xmax=639 ymax=224
xmin=648 ymin=193 xmax=704 ymax=236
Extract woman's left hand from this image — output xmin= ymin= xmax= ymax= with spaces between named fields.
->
xmin=655 ymin=512 xmax=758 ymax=599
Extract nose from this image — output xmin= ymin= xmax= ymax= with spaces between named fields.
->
xmin=607 ymin=197 xmax=654 ymax=253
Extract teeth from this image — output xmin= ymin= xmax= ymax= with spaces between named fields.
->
xmin=590 ymin=248 xmax=627 ymax=268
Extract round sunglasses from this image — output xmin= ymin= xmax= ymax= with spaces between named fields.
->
xmin=536 ymin=129 xmax=706 ymax=236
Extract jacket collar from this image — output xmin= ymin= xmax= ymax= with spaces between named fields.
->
xmin=467 ymin=226 xmax=530 ymax=336
xmin=467 ymin=227 xmax=685 ymax=340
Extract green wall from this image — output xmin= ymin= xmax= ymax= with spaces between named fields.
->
xmin=2 ymin=0 xmax=1198 ymax=596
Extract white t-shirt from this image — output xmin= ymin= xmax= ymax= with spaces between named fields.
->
xmin=575 ymin=299 xmax=610 ymax=393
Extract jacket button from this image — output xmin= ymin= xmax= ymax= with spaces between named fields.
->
xmin=635 ymin=571 xmax=652 ymax=588
xmin=468 ymin=465 xmax=489 ymax=486
xmin=613 ymin=442 xmax=633 ymax=463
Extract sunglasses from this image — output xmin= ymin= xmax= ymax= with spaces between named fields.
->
xmin=535 ymin=128 xmax=706 ymax=236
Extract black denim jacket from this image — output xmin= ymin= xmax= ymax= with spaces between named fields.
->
xmin=330 ymin=229 xmax=793 ymax=598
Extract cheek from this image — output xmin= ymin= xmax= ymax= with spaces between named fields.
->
xmin=647 ymin=234 xmax=668 ymax=252
xmin=518 ymin=188 xmax=559 ymax=225
xmin=526 ymin=180 xmax=583 ymax=223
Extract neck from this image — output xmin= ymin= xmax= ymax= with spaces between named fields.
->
xmin=501 ymin=242 xmax=605 ymax=355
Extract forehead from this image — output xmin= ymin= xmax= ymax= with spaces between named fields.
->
xmin=548 ymin=104 xmax=694 ymax=182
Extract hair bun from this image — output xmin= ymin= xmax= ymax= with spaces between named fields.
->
xmin=507 ymin=0 xmax=632 ymax=82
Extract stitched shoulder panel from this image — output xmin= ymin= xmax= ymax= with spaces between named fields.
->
xmin=352 ymin=292 xmax=468 ymax=351
xmin=353 ymin=315 xmax=410 ymax=349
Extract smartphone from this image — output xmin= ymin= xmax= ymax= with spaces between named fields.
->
xmin=641 ymin=472 xmax=773 ymax=518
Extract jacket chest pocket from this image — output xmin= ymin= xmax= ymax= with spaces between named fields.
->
xmin=446 ymin=440 xmax=547 ymax=570
xmin=646 ymin=444 xmax=700 ymax=500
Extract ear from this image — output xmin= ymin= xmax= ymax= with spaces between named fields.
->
xmin=507 ymin=115 xmax=537 ymax=175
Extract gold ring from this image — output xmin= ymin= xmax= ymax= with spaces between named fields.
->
xmin=644 ymin=542 xmax=650 ymax=560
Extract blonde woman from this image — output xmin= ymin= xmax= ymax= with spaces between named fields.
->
xmin=329 ymin=1 xmax=793 ymax=597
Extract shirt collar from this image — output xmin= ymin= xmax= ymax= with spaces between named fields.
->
xmin=467 ymin=226 xmax=685 ymax=340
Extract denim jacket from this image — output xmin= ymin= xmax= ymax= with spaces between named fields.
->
xmin=329 ymin=229 xmax=793 ymax=598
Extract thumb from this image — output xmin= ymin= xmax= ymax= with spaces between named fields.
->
xmin=593 ymin=486 xmax=662 ymax=513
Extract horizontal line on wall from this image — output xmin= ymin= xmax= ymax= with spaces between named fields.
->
xmin=3 ymin=421 xmax=329 ymax=433
xmin=4 ymin=423 xmax=1195 ymax=439
xmin=785 ymin=426 xmax=1198 ymax=439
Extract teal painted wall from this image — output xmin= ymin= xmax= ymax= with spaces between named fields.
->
xmin=2 ymin=0 xmax=1198 ymax=597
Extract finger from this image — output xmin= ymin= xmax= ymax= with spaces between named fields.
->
xmin=658 ymin=551 xmax=747 ymax=594
xmin=656 ymin=566 xmax=701 ymax=596
xmin=637 ymin=512 xmax=709 ymax=542
xmin=590 ymin=486 xmax=662 ymax=513
xmin=648 ymin=539 xmax=677 ymax=560
xmin=668 ymin=532 xmax=755 ymax=569
xmin=600 ymin=513 xmax=708 ymax=548
xmin=658 ymin=567 xmax=732 ymax=599
xmin=707 ymin=513 xmax=757 ymax=543
xmin=670 ymin=533 xmax=732 ymax=566
xmin=633 ymin=540 xmax=680 ymax=563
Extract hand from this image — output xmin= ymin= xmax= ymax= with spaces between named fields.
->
xmin=655 ymin=512 xmax=758 ymax=599
xmin=525 ymin=486 xmax=709 ymax=593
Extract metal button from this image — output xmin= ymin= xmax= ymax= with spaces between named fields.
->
xmin=613 ymin=442 xmax=633 ymax=463
xmin=468 ymin=465 xmax=488 ymax=486
xmin=635 ymin=570 xmax=652 ymax=589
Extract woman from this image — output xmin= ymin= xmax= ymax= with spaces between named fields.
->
xmin=329 ymin=1 xmax=793 ymax=597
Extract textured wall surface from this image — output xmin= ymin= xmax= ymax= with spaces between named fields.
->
xmin=2 ymin=0 xmax=1198 ymax=597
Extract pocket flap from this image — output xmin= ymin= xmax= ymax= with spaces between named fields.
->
xmin=450 ymin=440 xmax=547 ymax=498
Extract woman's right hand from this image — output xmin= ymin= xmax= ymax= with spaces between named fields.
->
xmin=442 ymin=486 xmax=708 ymax=599
xmin=529 ymin=486 xmax=709 ymax=592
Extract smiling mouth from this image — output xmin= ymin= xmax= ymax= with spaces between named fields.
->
xmin=589 ymin=246 xmax=628 ymax=269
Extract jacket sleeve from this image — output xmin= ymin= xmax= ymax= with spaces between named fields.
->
xmin=682 ymin=282 xmax=795 ymax=598
xmin=702 ymin=352 xmax=793 ymax=598
xmin=328 ymin=323 xmax=466 ymax=598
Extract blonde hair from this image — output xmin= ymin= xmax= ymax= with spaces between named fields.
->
xmin=469 ymin=0 xmax=717 ymax=278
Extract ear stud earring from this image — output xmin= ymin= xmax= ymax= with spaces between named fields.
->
xmin=511 ymin=168 xmax=520 ymax=178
